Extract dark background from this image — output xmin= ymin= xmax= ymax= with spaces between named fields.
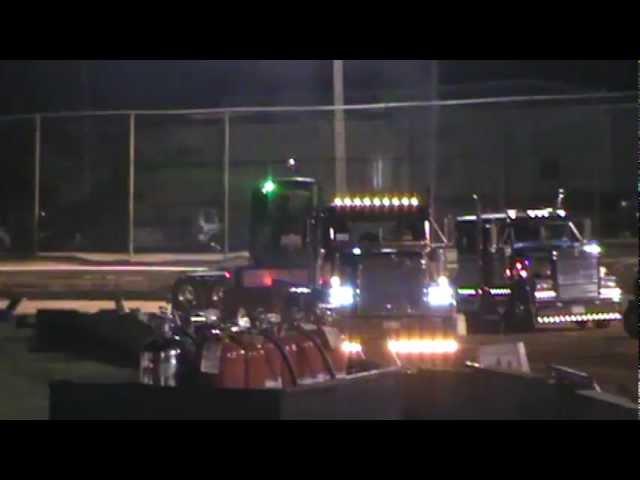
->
xmin=0 ymin=60 xmax=636 ymax=253
xmin=0 ymin=60 xmax=636 ymax=114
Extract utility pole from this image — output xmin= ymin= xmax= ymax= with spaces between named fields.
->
xmin=427 ymin=60 xmax=440 ymax=221
xmin=81 ymin=61 xmax=92 ymax=197
xmin=333 ymin=60 xmax=347 ymax=195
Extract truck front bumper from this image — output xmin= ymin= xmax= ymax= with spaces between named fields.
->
xmin=337 ymin=312 xmax=462 ymax=369
xmin=534 ymin=297 xmax=623 ymax=324
xmin=456 ymin=288 xmax=511 ymax=317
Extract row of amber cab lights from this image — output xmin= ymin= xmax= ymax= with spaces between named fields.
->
xmin=340 ymin=337 xmax=459 ymax=355
xmin=537 ymin=312 xmax=622 ymax=324
xmin=333 ymin=196 xmax=420 ymax=208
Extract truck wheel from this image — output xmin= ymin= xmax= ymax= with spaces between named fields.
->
xmin=504 ymin=300 xmax=536 ymax=333
xmin=172 ymin=279 xmax=199 ymax=314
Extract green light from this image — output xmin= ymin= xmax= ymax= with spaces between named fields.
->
xmin=261 ymin=179 xmax=277 ymax=195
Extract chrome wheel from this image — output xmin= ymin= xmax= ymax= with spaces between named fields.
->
xmin=177 ymin=284 xmax=196 ymax=307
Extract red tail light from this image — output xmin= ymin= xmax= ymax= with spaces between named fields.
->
xmin=511 ymin=258 xmax=529 ymax=279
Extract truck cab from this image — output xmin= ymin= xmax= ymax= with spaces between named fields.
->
xmin=249 ymin=177 xmax=321 ymax=271
xmin=315 ymin=194 xmax=460 ymax=368
xmin=173 ymin=176 xmax=325 ymax=320
xmin=454 ymin=207 xmax=623 ymax=332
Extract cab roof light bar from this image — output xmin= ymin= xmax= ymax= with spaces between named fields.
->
xmin=333 ymin=195 xmax=420 ymax=208
xmin=526 ymin=208 xmax=554 ymax=218
xmin=503 ymin=208 xmax=568 ymax=219
xmin=457 ymin=213 xmax=509 ymax=221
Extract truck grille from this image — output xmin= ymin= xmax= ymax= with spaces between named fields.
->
xmin=556 ymin=251 xmax=598 ymax=300
xmin=358 ymin=255 xmax=425 ymax=315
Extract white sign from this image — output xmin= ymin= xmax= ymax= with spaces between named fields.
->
xmin=477 ymin=342 xmax=531 ymax=373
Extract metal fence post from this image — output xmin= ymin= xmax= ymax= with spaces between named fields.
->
xmin=33 ymin=114 xmax=41 ymax=255
xmin=427 ymin=61 xmax=439 ymax=223
xmin=128 ymin=113 xmax=136 ymax=257
xmin=224 ymin=113 xmax=230 ymax=255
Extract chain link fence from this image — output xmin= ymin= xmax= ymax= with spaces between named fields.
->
xmin=0 ymin=92 xmax=635 ymax=255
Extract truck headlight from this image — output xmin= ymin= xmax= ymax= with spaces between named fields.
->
xmin=329 ymin=286 xmax=354 ymax=307
xmin=425 ymin=277 xmax=456 ymax=307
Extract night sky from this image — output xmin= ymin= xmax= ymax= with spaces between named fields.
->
xmin=0 ymin=60 xmax=636 ymax=115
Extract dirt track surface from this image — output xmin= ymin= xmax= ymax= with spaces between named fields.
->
xmin=0 ymin=251 xmax=636 ymax=419
xmin=459 ymin=323 xmax=638 ymax=403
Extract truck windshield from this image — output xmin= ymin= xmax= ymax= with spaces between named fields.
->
xmin=338 ymin=249 xmax=424 ymax=283
xmin=455 ymin=222 xmax=480 ymax=254
xmin=334 ymin=218 xmax=424 ymax=244
xmin=455 ymin=220 xmax=505 ymax=254
xmin=512 ymin=220 xmax=579 ymax=244
xmin=267 ymin=191 xmax=313 ymax=234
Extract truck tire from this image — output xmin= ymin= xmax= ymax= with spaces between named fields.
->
xmin=504 ymin=279 xmax=537 ymax=333
xmin=172 ymin=279 xmax=200 ymax=314
xmin=504 ymin=297 xmax=536 ymax=333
